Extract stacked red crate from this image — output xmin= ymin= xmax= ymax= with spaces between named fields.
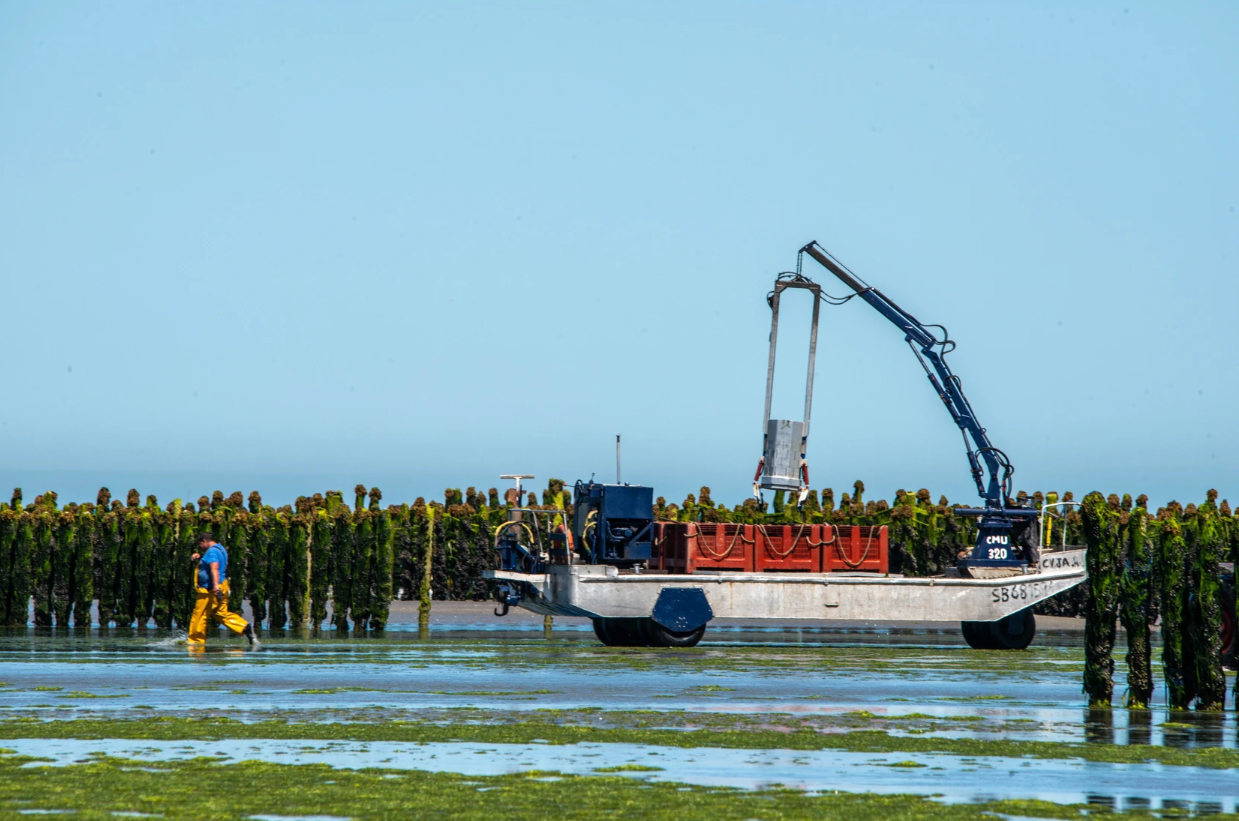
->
xmin=754 ymin=524 xmax=829 ymax=572
xmin=823 ymin=525 xmax=888 ymax=573
xmin=652 ymin=522 xmax=888 ymax=574
xmin=652 ymin=523 xmax=756 ymax=572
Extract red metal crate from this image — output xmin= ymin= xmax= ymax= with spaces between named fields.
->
xmin=755 ymin=524 xmax=828 ymax=572
xmin=651 ymin=523 xmax=757 ymax=573
xmin=650 ymin=522 xmax=676 ymax=572
xmin=822 ymin=525 xmax=888 ymax=573
xmin=686 ymin=523 xmax=756 ymax=572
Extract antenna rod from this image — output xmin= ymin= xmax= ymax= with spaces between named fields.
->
xmin=616 ymin=434 xmax=621 ymax=484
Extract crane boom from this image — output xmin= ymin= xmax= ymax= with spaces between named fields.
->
xmin=797 ymin=241 xmax=1037 ymax=574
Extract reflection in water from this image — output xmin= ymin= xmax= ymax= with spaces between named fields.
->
xmin=1126 ymin=708 xmax=1152 ymax=746
xmin=5 ymin=738 xmax=1239 ymax=811
xmin=1084 ymin=708 xmax=1114 ymax=745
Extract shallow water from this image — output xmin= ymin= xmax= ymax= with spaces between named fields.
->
xmin=0 ymin=626 xmax=1232 ymax=750
xmin=2 ymin=620 xmax=1236 ymax=811
xmin=3 ymin=737 xmax=1234 ymax=812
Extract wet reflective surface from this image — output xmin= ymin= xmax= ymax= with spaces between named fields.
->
xmin=5 ymin=738 xmax=1238 ymax=811
xmin=1 ymin=615 xmax=1235 ymax=811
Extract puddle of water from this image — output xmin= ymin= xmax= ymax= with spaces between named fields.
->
xmin=1 ymin=631 xmax=1232 ymax=752
xmin=3 ymin=738 xmax=1235 ymax=811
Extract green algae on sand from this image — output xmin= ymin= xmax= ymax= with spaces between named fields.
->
xmin=0 ymin=752 xmax=1147 ymax=821
xmin=3 ymin=716 xmax=1239 ymax=771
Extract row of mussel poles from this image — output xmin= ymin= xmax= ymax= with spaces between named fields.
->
xmin=0 ymin=482 xmax=572 ymax=631
xmin=1079 ymin=490 xmax=1237 ymax=712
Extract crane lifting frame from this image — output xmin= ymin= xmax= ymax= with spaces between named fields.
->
xmin=757 ymin=275 xmax=821 ymax=498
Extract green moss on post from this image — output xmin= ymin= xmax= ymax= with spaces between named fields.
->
xmin=31 ymin=511 xmax=54 ymax=626
xmin=330 ymin=508 xmax=354 ymax=632
xmin=150 ymin=511 xmax=173 ymax=629
xmin=1190 ymin=490 xmax=1226 ymax=710
xmin=0 ymin=509 xmax=14 ymax=625
xmin=350 ymin=510 xmax=374 ymax=629
xmin=1156 ymin=512 xmax=1193 ymax=709
xmin=267 ymin=511 xmax=289 ymax=630
xmin=1081 ymin=492 xmax=1120 ymax=707
xmin=354 ymin=485 xmax=367 ymax=513
xmin=370 ymin=508 xmax=394 ymax=630
xmin=1120 ymin=502 xmax=1154 ymax=709
xmin=287 ymin=513 xmax=311 ymax=630
xmin=8 ymin=513 xmax=33 ymax=626
xmin=227 ymin=512 xmax=249 ymax=616
xmin=52 ymin=511 xmax=74 ymax=627
xmin=310 ymin=510 xmax=332 ymax=630
xmin=133 ymin=511 xmax=155 ymax=629
xmin=73 ymin=510 xmax=95 ymax=628
xmin=419 ymin=505 xmax=435 ymax=637
xmin=246 ymin=510 xmax=269 ymax=628
xmin=97 ymin=511 xmax=120 ymax=627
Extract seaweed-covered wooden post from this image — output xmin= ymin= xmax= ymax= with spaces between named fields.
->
xmin=0 ymin=507 xmax=14 ymax=625
xmin=310 ymin=509 xmax=332 ymax=630
xmin=31 ymin=510 xmax=54 ymax=626
xmin=1119 ymin=496 xmax=1154 ymax=709
xmin=97 ymin=507 xmax=120 ymax=627
xmin=1226 ymin=499 xmax=1239 ymax=706
xmin=1190 ymin=490 xmax=1226 ymax=710
xmin=330 ymin=507 xmax=354 ymax=632
xmin=8 ymin=512 xmax=34 ymax=626
xmin=134 ymin=509 xmax=156 ymax=629
xmin=247 ymin=505 xmax=269 ymax=629
xmin=419 ymin=505 xmax=435 ymax=638
xmin=350 ymin=509 xmax=374 ymax=629
xmin=267 ymin=509 xmax=289 ymax=630
xmin=370 ymin=499 xmax=394 ymax=631
xmin=889 ymin=493 xmax=917 ymax=576
xmin=287 ymin=512 xmax=311 ymax=630
xmin=72 ymin=508 xmax=95 ymax=628
xmin=1081 ymin=492 xmax=1121 ymax=707
xmin=354 ymin=484 xmax=367 ymax=513
xmin=52 ymin=510 xmax=75 ymax=627
xmin=1156 ymin=509 xmax=1193 ymax=710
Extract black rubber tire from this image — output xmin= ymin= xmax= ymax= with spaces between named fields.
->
xmin=1221 ymin=579 xmax=1236 ymax=670
xmin=989 ymin=608 xmax=1036 ymax=650
xmin=594 ymin=617 xmax=650 ymax=647
xmin=961 ymin=620 xmax=997 ymax=649
xmin=643 ymin=619 xmax=706 ymax=648
xmin=591 ymin=618 xmax=615 ymax=646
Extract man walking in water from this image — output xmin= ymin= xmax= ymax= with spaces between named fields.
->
xmin=189 ymin=533 xmax=258 ymax=647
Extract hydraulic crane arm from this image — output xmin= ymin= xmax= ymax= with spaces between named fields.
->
xmin=799 ymin=241 xmax=1012 ymax=511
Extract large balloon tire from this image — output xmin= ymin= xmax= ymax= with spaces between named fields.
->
xmin=961 ymin=620 xmax=997 ymax=649
xmin=643 ymin=619 xmax=706 ymax=648
xmin=591 ymin=618 xmax=615 ymax=646
xmin=594 ymin=617 xmax=650 ymax=647
xmin=989 ymin=609 xmax=1036 ymax=650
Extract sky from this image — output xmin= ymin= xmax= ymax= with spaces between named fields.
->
xmin=0 ymin=1 xmax=1235 ymax=510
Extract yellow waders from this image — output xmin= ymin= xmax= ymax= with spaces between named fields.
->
xmin=187 ymin=580 xmax=249 ymax=644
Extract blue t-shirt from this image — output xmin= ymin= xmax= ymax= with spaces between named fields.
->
xmin=197 ymin=544 xmax=229 ymax=588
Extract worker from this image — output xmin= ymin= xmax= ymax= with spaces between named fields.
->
xmin=188 ymin=533 xmax=258 ymax=647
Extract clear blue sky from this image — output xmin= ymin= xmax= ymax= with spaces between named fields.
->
xmin=1 ymin=2 xmax=1235 ymax=510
